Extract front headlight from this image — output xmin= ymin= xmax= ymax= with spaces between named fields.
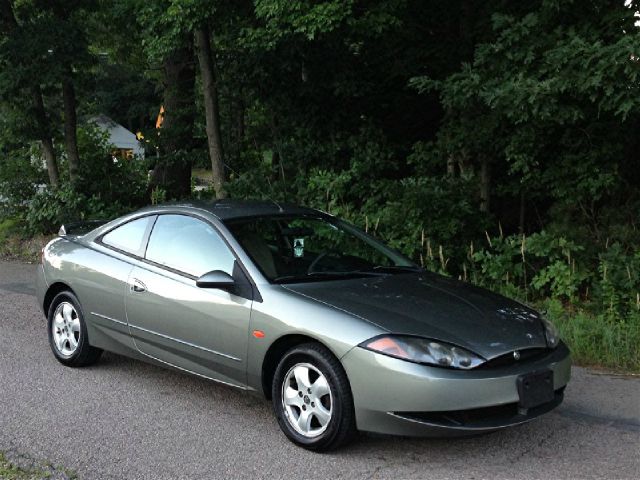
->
xmin=360 ymin=335 xmax=485 ymax=369
xmin=542 ymin=318 xmax=560 ymax=348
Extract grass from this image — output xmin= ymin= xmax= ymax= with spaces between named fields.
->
xmin=547 ymin=302 xmax=640 ymax=373
xmin=0 ymin=452 xmax=76 ymax=480
xmin=0 ymin=454 xmax=28 ymax=480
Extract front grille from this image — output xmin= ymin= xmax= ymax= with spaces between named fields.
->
xmin=478 ymin=347 xmax=551 ymax=369
xmin=395 ymin=388 xmax=564 ymax=429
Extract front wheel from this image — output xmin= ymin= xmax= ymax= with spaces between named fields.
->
xmin=272 ymin=343 xmax=356 ymax=451
xmin=47 ymin=291 xmax=102 ymax=367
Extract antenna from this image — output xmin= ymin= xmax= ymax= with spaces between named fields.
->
xmin=222 ymin=162 xmax=284 ymax=212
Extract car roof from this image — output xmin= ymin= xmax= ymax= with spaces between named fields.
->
xmin=146 ymin=199 xmax=325 ymax=221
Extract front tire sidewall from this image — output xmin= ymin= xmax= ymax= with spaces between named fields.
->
xmin=273 ymin=344 xmax=355 ymax=451
xmin=47 ymin=291 xmax=94 ymax=366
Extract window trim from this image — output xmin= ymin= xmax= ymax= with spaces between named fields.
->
xmin=95 ymin=210 xmax=263 ymax=302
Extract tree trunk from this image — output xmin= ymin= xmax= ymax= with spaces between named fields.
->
xmin=32 ymin=85 xmax=60 ymax=188
xmin=41 ymin=135 xmax=60 ymax=188
xmin=479 ymin=156 xmax=490 ymax=213
xmin=150 ymin=37 xmax=196 ymax=199
xmin=457 ymin=149 xmax=473 ymax=177
xmin=195 ymin=25 xmax=226 ymax=199
xmin=62 ymin=73 xmax=80 ymax=182
xmin=446 ymin=155 xmax=456 ymax=176
xmin=518 ymin=190 xmax=526 ymax=234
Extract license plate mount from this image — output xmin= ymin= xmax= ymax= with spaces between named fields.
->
xmin=517 ymin=370 xmax=554 ymax=409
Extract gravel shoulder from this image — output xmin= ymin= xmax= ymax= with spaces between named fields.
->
xmin=0 ymin=260 xmax=638 ymax=480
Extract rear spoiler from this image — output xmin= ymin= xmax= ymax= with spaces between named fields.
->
xmin=58 ymin=220 xmax=108 ymax=237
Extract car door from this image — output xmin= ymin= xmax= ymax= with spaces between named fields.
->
xmin=125 ymin=214 xmax=252 ymax=388
xmin=81 ymin=215 xmax=157 ymax=354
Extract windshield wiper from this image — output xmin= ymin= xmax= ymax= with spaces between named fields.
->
xmin=370 ymin=265 xmax=424 ymax=273
xmin=273 ymin=270 xmax=384 ymax=283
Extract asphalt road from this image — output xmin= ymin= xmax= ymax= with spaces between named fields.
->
xmin=0 ymin=260 xmax=639 ymax=480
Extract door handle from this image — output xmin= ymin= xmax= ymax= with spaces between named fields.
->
xmin=131 ymin=279 xmax=147 ymax=293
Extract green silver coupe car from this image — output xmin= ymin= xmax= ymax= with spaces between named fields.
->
xmin=36 ymin=200 xmax=571 ymax=450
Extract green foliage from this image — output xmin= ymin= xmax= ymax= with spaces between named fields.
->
xmin=151 ymin=186 xmax=167 ymax=205
xmin=471 ymin=232 xmax=588 ymax=301
xmin=0 ymin=451 xmax=77 ymax=480
xmin=0 ymin=144 xmax=46 ymax=216
xmin=25 ymin=184 xmax=86 ymax=234
xmin=412 ymin=0 xmax=640 ymax=223
xmin=25 ymin=183 xmax=134 ymax=235
xmin=75 ymin=125 xmax=148 ymax=206
xmin=250 ymin=0 xmax=355 ymax=45
xmin=0 ymin=217 xmax=20 ymax=241
xmin=24 ymin=126 xmax=148 ymax=234
xmin=225 ymin=126 xmax=490 ymax=267
xmin=594 ymin=244 xmax=640 ymax=318
xmin=547 ymin=299 xmax=640 ymax=372
xmin=468 ymin=231 xmax=639 ymax=319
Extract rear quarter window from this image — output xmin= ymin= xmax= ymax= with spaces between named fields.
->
xmin=101 ymin=216 xmax=155 ymax=256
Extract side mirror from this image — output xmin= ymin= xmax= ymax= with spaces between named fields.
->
xmin=196 ymin=270 xmax=235 ymax=290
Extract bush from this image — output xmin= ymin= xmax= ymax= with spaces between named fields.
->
xmin=0 ymin=144 xmax=46 ymax=217
xmin=26 ymin=185 xmax=86 ymax=234
xmin=594 ymin=243 xmax=640 ymax=319
xmin=547 ymin=299 xmax=640 ymax=372
xmin=225 ymin=127 xmax=491 ymax=275
xmin=74 ymin=125 xmax=148 ymax=207
xmin=470 ymin=231 xmax=589 ymax=302
xmin=24 ymin=126 xmax=149 ymax=234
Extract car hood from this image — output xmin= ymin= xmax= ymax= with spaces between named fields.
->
xmin=283 ymin=272 xmax=548 ymax=360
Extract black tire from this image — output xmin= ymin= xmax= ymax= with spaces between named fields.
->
xmin=47 ymin=291 xmax=102 ymax=367
xmin=272 ymin=342 xmax=357 ymax=451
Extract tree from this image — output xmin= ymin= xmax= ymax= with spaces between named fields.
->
xmin=0 ymin=0 xmax=60 ymax=187
xmin=412 ymin=0 xmax=640 ymax=235
xmin=122 ymin=0 xmax=204 ymax=199
xmin=44 ymin=0 xmax=101 ymax=184
xmin=47 ymin=1 xmax=86 ymax=183
xmin=150 ymin=36 xmax=197 ymax=199
xmin=195 ymin=24 xmax=227 ymax=199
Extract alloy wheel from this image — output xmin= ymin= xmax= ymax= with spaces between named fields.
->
xmin=52 ymin=302 xmax=81 ymax=357
xmin=281 ymin=362 xmax=333 ymax=438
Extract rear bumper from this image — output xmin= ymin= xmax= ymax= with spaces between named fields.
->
xmin=341 ymin=342 xmax=571 ymax=436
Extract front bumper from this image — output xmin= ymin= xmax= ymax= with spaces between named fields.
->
xmin=341 ymin=342 xmax=571 ymax=436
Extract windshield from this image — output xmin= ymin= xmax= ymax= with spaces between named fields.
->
xmin=225 ymin=215 xmax=419 ymax=283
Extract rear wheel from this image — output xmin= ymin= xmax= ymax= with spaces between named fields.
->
xmin=47 ymin=291 xmax=102 ymax=367
xmin=272 ymin=343 xmax=356 ymax=451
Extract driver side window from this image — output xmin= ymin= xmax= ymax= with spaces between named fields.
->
xmin=146 ymin=215 xmax=235 ymax=277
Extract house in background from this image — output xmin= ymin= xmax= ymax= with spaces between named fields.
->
xmin=87 ymin=114 xmax=145 ymax=159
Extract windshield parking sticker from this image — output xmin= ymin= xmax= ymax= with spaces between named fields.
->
xmin=293 ymin=238 xmax=305 ymax=257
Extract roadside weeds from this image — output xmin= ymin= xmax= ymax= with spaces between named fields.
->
xmin=0 ymin=451 xmax=76 ymax=480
